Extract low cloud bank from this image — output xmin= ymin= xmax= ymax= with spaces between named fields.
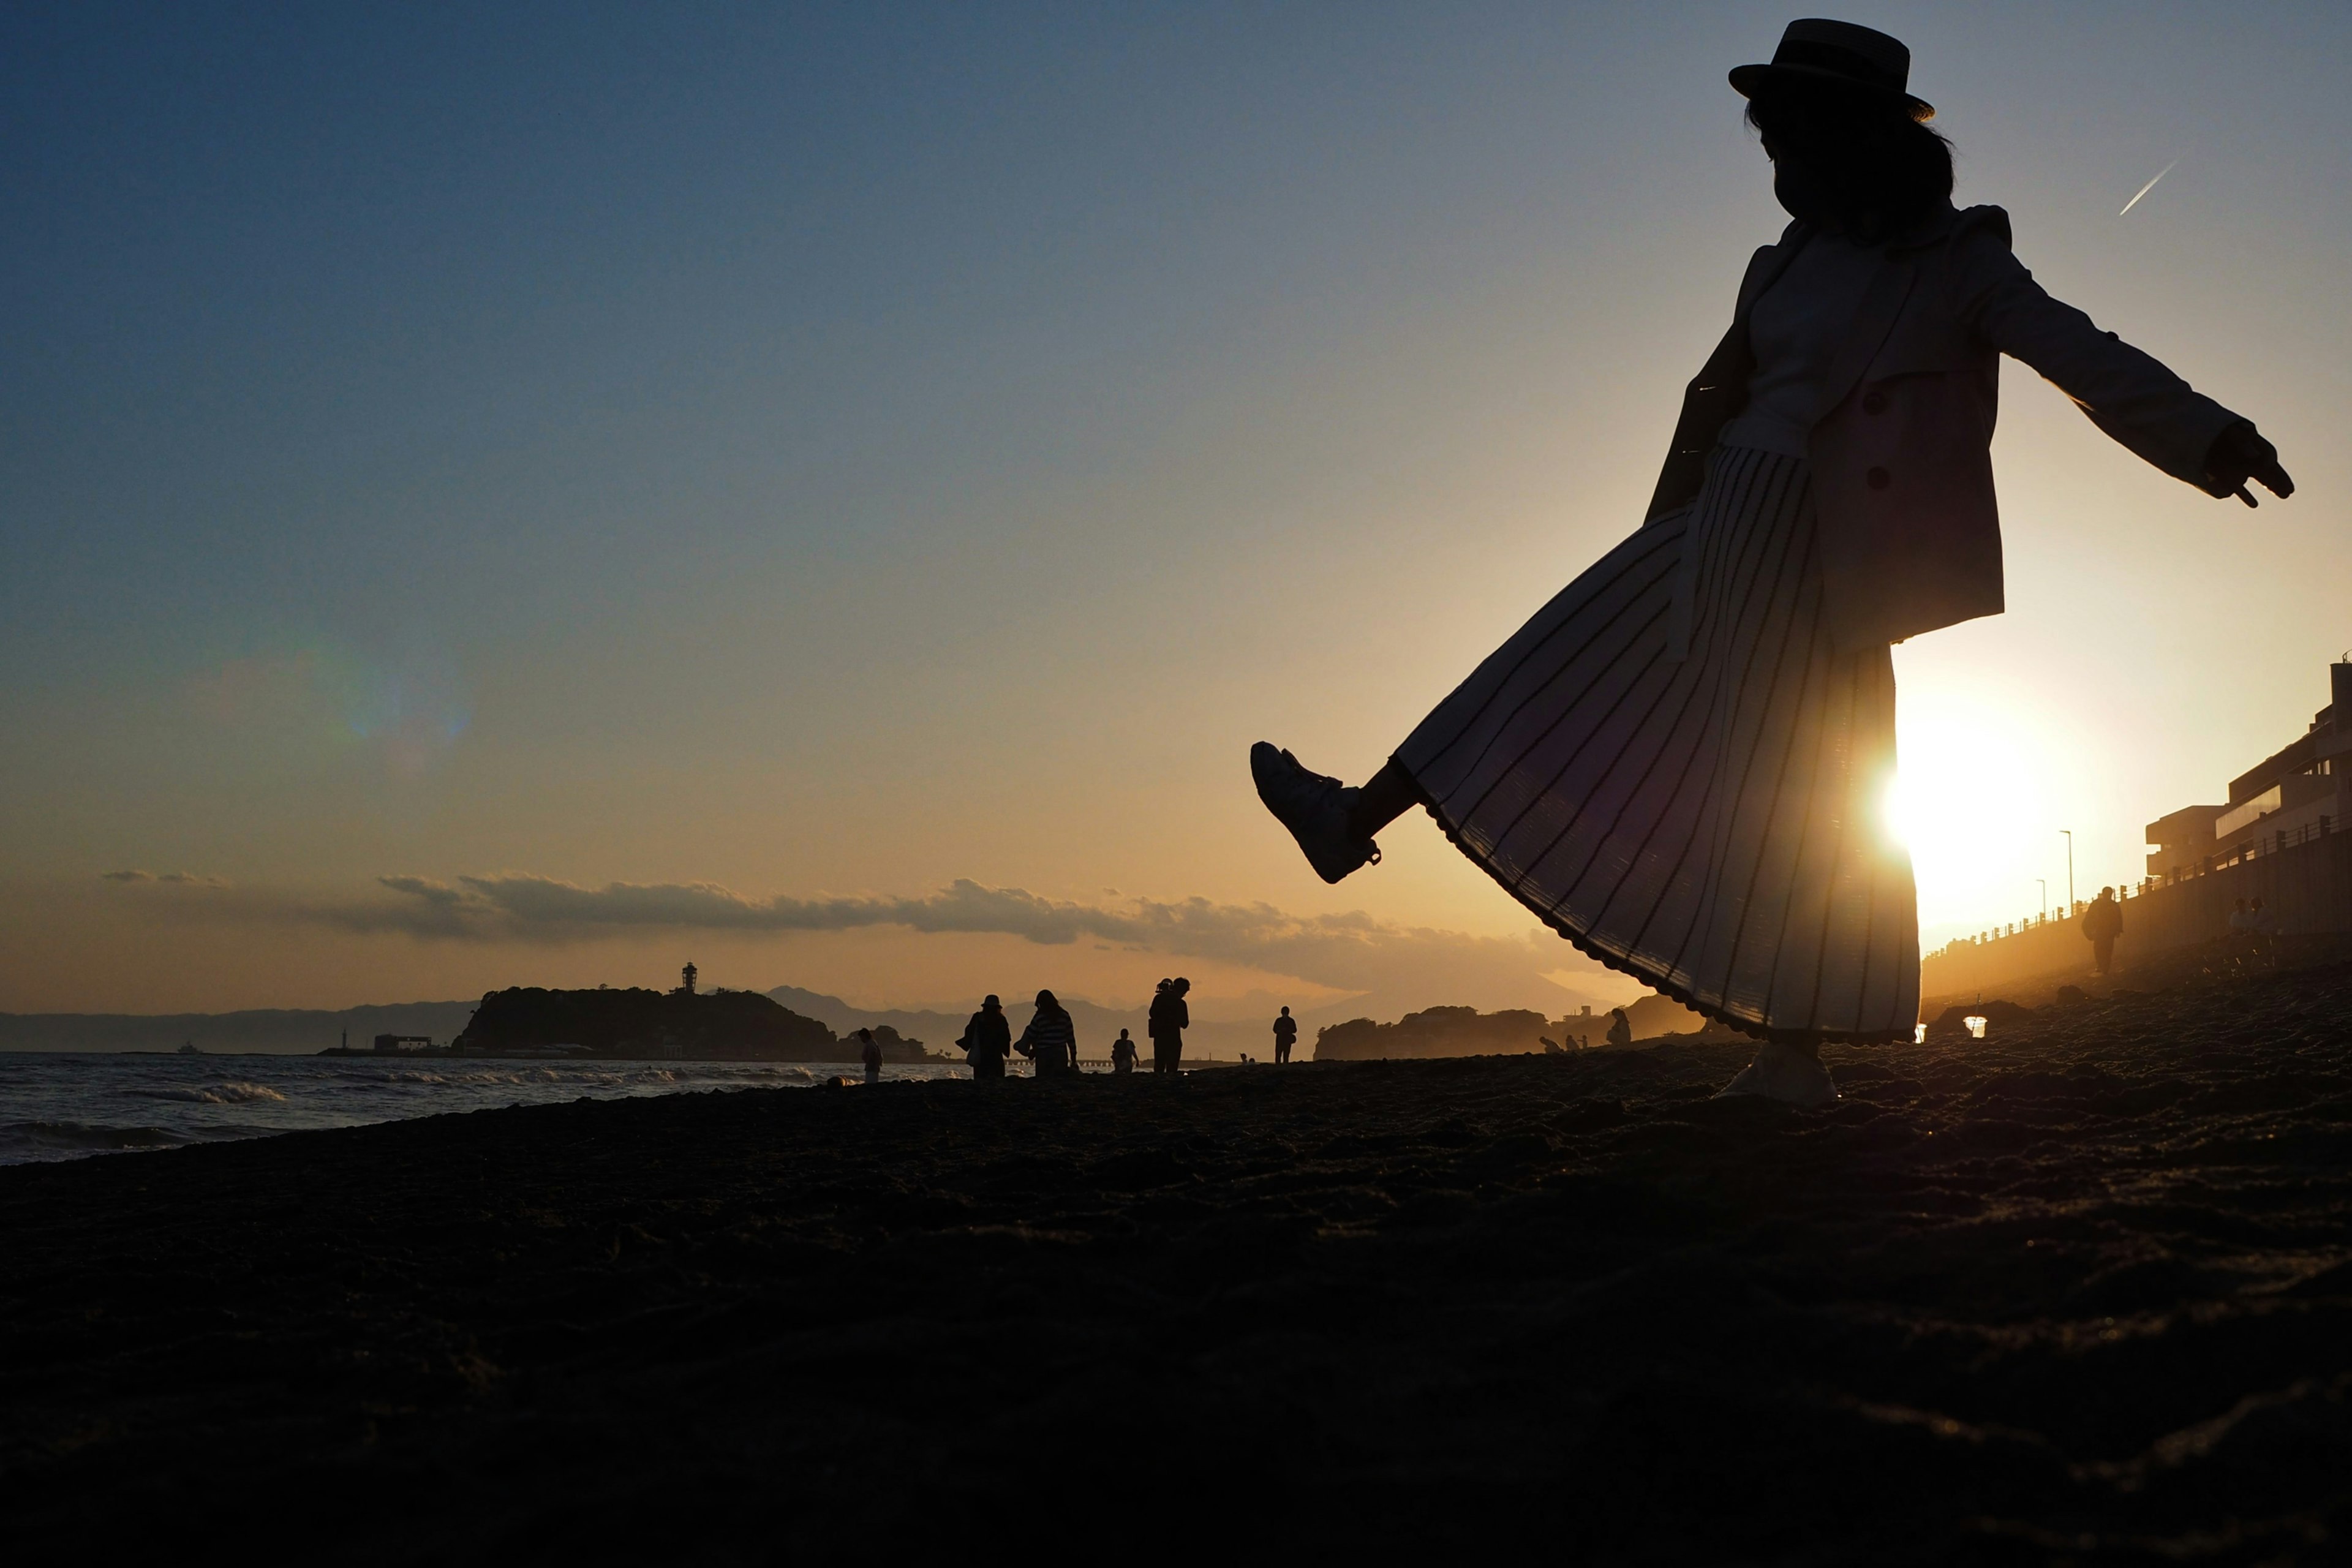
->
xmin=104 ymin=870 xmax=1609 ymax=1006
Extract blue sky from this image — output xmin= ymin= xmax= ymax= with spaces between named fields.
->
xmin=4 ymin=2 xmax=2347 ymax=1013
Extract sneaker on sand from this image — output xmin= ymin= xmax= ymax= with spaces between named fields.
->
xmin=1714 ymin=1041 xmax=1839 ymax=1107
xmin=1250 ymin=742 xmax=1382 ymax=884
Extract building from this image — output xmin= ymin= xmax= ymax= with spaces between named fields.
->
xmin=1924 ymin=660 xmax=2352 ymax=1001
xmin=2147 ymin=662 xmax=2350 ymax=880
xmin=372 ymin=1034 xmax=434 ymax=1052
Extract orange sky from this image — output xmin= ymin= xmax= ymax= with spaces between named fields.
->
xmin=4 ymin=4 xmax=2346 ymax=1019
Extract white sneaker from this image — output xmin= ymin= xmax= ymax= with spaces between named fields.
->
xmin=1715 ymin=1041 xmax=1839 ymax=1107
xmin=1250 ymin=742 xmax=1382 ymax=884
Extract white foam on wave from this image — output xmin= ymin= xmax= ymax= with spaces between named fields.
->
xmin=127 ymin=1081 xmax=288 ymax=1105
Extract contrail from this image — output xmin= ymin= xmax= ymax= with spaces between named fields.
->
xmin=2119 ymin=159 xmax=2179 ymax=217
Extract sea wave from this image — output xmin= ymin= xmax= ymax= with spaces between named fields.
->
xmin=0 ymin=1119 xmax=190 ymax=1158
xmin=123 ymin=1081 xmax=288 ymax=1105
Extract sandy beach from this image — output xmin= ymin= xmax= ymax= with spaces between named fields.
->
xmin=6 ymin=966 xmax=2350 ymax=1562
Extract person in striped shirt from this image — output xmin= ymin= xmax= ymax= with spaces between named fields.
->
xmin=1017 ymin=989 xmax=1078 ymax=1076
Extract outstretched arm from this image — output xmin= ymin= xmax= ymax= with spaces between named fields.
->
xmin=1956 ymin=223 xmax=2294 ymax=505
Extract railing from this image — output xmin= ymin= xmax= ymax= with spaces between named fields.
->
xmin=1926 ymin=812 xmax=2340 ymax=962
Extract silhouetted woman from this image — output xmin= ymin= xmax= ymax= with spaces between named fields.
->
xmin=959 ymin=994 xmax=1012 ymax=1080
xmin=1017 ymin=989 xmax=1077 ymax=1076
xmin=1253 ymin=20 xmax=2291 ymax=1106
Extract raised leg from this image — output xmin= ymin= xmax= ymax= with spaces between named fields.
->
xmin=1346 ymin=757 xmax=1423 ymax=843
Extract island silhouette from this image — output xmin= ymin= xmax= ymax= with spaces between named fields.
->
xmin=448 ymin=984 xmax=937 ymax=1063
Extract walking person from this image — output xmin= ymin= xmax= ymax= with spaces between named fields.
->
xmin=1272 ymin=1006 xmax=1298 ymax=1065
xmin=2081 ymin=888 xmax=2124 ymax=978
xmin=856 ymin=1026 xmax=883 ymax=1085
xmin=1017 ymin=989 xmax=1077 ymax=1077
xmin=1148 ymin=978 xmax=1191 ymax=1074
xmin=1250 ymin=18 xmax=2290 ymax=1107
xmin=1110 ymin=1028 xmax=1139 ymax=1074
xmin=958 ymin=994 xmax=1012 ymax=1081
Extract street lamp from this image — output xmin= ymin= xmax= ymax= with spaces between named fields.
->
xmin=2038 ymin=878 xmax=2047 ymax=920
xmin=2060 ymin=830 xmax=2075 ymax=913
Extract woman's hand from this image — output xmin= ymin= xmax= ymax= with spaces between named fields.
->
xmin=2206 ymin=421 xmax=2294 ymax=507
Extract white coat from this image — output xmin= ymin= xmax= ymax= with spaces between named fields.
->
xmin=1646 ymin=204 xmax=2245 ymax=652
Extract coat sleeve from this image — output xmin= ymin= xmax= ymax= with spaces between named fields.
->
xmin=1951 ymin=210 xmax=2242 ymax=494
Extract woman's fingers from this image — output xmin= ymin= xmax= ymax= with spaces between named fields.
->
xmin=2256 ymin=456 xmax=2295 ymax=499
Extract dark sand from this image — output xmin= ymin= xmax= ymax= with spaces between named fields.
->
xmin=6 ymin=970 xmax=2352 ymax=1563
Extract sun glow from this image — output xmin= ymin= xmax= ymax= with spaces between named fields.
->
xmin=1888 ymin=687 xmax=2055 ymax=939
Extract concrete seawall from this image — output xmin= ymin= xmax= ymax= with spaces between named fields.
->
xmin=1921 ymin=828 xmax=2352 ymax=1001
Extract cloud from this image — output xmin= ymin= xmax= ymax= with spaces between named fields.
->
xmin=100 ymin=870 xmax=153 ymax=882
xmin=100 ymin=869 xmax=228 ymax=888
xmin=109 ymin=869 xmax=1617 ymax=1006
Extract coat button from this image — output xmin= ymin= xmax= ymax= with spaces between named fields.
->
xmin=1862 ymin=391 xmax=1888 ymax=414
xmin=1866 ymin=466 xmax=1891 ymax=490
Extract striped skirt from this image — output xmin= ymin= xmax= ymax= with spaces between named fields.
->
xmin=1394 ymin=445 xmax=1918 ymax=1042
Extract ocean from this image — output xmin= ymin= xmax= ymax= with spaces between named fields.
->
xmin=0 ymin=1052 xmax=978 ymax=1166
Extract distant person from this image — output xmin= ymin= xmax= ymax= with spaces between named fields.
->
xmin=1110 ymin=1028 xmax=1139 ymax=1074
xmin=958 ymin=995 xmax=1012 ymax=1080
xmin=856 ymin=1027 xmax=883 ymax=1085
xmin=1148 ymin=978 xmax=1191 ymax=1074
xmin=2081 ymin=886 xmax=2124 ymax=976
xmin=1605 ymin=1008 xmax=1633 ymax=1049
xmin=1248 ymin=18 xmax=2291 ymax=1110
xmin=1272 ymin=1006 xmax=1298 ymax=1065
xmin=1017 ymin=989 xmax=1077 ymax=1076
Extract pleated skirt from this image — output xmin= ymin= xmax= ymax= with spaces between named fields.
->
xmin=1395 ymin=445 xmax=1918 ymax=1042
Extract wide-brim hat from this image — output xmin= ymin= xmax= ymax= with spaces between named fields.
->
xmin=1730 ymin=18 xmax=1933 ymax=121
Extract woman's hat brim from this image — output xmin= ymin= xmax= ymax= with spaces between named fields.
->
xmin=1729 ymin=62 xmax=1933 ymax=121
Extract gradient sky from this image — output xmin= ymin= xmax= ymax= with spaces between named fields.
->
xmin=5 ymin=2 xmax=2347 ymax=1019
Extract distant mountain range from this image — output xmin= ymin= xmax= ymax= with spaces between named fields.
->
xmin=0 ymin=1001 xmax=481 ymax=1055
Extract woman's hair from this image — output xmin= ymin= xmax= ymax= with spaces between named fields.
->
xmin=1744 ymin=86 xmax=1953 ymax=241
